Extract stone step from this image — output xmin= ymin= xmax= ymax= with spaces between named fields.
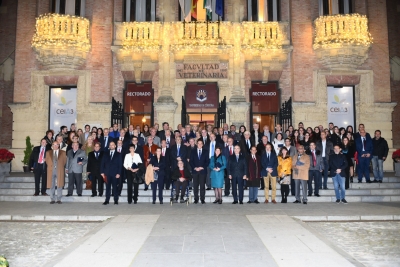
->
xmin=5 ymin=176 xmax=400 ymax=183
xmin=2 ymin=181 xmax=400 ymax=189
xmin=0 ymin=194 xmax=399 ymax=203
xmin=1 ymin=188 xmax=399 ymax=197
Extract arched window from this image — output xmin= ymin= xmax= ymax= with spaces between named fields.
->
xmin=50 ymin=0 xmax=85 ymax=16
xmin=247 ymin=0 xmax=281 ymax=22
xmin=124 ymin=0 xmax=156 ymax=22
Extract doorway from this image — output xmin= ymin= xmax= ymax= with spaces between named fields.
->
xmin=188 ymin=114 xmax=216 ymax=126
xmin=252 ymin=114 xmax=276 ymax=131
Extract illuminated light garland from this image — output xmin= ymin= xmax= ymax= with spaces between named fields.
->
xmin=31 ymin=13 xmax=90 ymax=52
xmin=313 ymin=13 xmax=373 ymax=49
xmin=242 ymin=21 xmax=284 ymax=51
xmin=121 ymin=21 xmax=162 ymax=52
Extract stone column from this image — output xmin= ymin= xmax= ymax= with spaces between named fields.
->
xmin=154 ymin=23 xmax=178 ymax=124
xmin=227 ymin=23 xmax=249 ymax=127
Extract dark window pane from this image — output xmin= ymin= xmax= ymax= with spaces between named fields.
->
xmin=130 ymin=0 xmax=136 ymax=21
xmin=338 ymin=0 xmax=344 ymax=14
xmin=145 ymin=0 xmax=151 ymax=21
xmin=322 ymin=0 xmax=330 ymax=15
xmin=59 ymin=0 xmax=66 ymax=14
xmin=75 ymin=0 xmax=81 ymax=16
xmin=251 ymin=0 xmax=258 ymax=21
xmin=349 ymin=0 xmax=354 ymax=13
xmin=277 ymin=0 xmax=281 ymax=21
xmin=267 ymin=0 xmax=273 ymax=21
xmin=51 ymin=0 xmax=56 ymax=13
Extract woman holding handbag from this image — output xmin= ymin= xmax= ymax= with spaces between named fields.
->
xmin=278 ymin=147 xmax=292 ymax=203
xmin=150 ymin=148 xmax=166 ymax=204
xmin=124 ymin=144 xmax=143 ymax=204
xmin=209 ymin=147 xmax=226 ymax=204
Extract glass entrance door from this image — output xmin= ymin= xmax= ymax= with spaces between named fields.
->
xmin=188 ymin=114 xmax=216 ymax=126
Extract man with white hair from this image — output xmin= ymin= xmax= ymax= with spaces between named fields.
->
xmin=239 ymin=131 xmax=253 ymax=160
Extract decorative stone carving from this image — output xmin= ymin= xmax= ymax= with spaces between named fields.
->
xmin=227 ymin=102 xmax=250 ymax=128
xmin=154 ymin=102 xmax=178 ymax=125
xmin=314 ymin=45 xmax=370 ymax=70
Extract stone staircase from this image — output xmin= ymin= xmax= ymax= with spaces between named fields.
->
xmin=0 ymin=172 xmax=399 ymax=203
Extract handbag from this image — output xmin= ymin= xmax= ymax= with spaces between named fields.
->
xmin=279 ymin=175 xmax=290 ymax=185
xmin=133 ymin=163 xmax=145 ymax=184
xmin=85 ymin=179 xmax=92 ymax=190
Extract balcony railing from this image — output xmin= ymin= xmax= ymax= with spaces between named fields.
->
xmin=31 ymin=13 xmax=90 ymax=69
xmin=32 ymin=13 xmax=90 ymax=52
xmin=313 ymin=13 xmax=372 ymax=49
xmin=120 ymin=21 xmax=162 ymax=51
xmin=242 ymin=21 xmax=289 ymax=49
xmin=115 ymin=21 xmax=290 ymax=52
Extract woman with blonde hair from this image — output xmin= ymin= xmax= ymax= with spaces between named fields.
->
xmin=278 ymin=147 xmax=292 ymax=203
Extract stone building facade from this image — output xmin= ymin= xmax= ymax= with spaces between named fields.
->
xmin=0 ymin=0 xmax=398 ymax=171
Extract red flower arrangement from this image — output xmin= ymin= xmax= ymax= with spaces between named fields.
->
xmin=393 ymin=149 xmax=400 ymax=163
xmin=0 ymin=149 xmax=15 ymax=163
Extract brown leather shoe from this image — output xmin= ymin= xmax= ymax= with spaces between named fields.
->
xmin=272 ymin=200 xmax=277 ymax=204
xmin=264 ymin=199 xmax=269 ymax=203
xmin=57 ymin=201 xmax=62 ymax=204
xmin=33 ymin=193 xmax=39 ymax=196
xmin=42 ymin=193 xmax=49 ymax=196
xmin=50 ymin=201 xmax=55 ymax=204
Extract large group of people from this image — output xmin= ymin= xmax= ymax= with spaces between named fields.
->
xmin=29 ymin=121 xmax=389 ymax=205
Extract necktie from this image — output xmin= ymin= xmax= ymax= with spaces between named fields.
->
xmin=312 ymin=151 xmax=316 ymax=167
xmin=253 ymin=155 xmax=256 ymax=162
xmin=110 ymin=152 xmax=114 ymax=159
xmin=247 ymin=139 xmax=249 ymax=148
xmin=105 ymin=137 xmax=108 ymax=145
xmin=54 ymin=150 xmax=58 ymax=158
xmin=236 ymin=155 xmax=239 ymax=162
xmin=211 ymin=142 xmax=215 ymax=156
xmin=362 ymin=138 xmax=365 ymax=150
xmin=73 ymin=151 xmax=76 ymax=158
xmin=198 ymin=150 xmax=202 ymax=159
xmin=177 ymin=145 xmax=180 ymax=156
xmin=38 ymin=148 xmax=44 ymax=163
xmin=162 ymin=149 xmax=165 ymax=156
xmin=118 ymin=147 xmax=121 ymax=153
xmin=267 ymin=153 xmax=270 ymax=161
xmin=120 ymin=137 xmax=122 ymax=141
xmin=95 ymin=152 xmax=99 ymax=159
xmin=225 ymin=143 xmax=228 ymax=147
xmin=204 ymin=137 xmax=206 ymax=144
xmin=183 ymin=136 xmax=185 ymax=141
xmin=229 ymin=146 xmax=233 ymax=155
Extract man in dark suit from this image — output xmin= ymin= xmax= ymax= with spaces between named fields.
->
xmin=250 ymin=123 xmax=262 ymax=146
xmin=317 ymin=131 xmax=334 ymax=189
xmin=157 ymin=122 xmax=170 ymax=141
xmin=87 ymin=142 xmax=104 ymax=197
xmin=115 ymin=140 xmax=127 ymax=196
xmin=161 ymin=129 xmax=176 ymax=148
xmin=114 ymin=129 xmax=130 ymax=150
xmin=228 ymin=125 xmax=241 ymax=144
xmin=227 ymin=145 xmax=247 ymax=204
xmin=132 ymin=129 xmax=145 ymax=146
xmin=198 ymin=129 xmax=210 ymax=147
xmin=170 ymin=136 xmax=187 ymax=171
xmin=126 ymin=125 xmax=136 ymax=140
xmin=100 ymin=141 xmax=123 ymax=205
xmin=159 ymin=140 xmax=172 ymax=189
xmin=29 ymin=138 xmax=50 ymax=196
xmin=99 ymin=128 xmax=111 ymax=152
xmin=262 ymin=125 xmax=273 ymax=143
xmin=190 ymin=139 xmax=209 ymax=204
xmin=239 ymin=131 xmax=253 ymax=159
xmin=131 ymin=136 xmax=144 ymax=161
xmin=306 ymin=142 xmax=324 ymax=197
xmin=223 ymin=137 xmax=235 ymax=196
xmin=261 ymin=144 xmax=278 ymax=204
xmin=355 ymin=129 xmax=373 ymax=183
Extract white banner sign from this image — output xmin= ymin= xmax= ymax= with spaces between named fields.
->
xmin=49 ymin=88 xmax=77 ymax=131
xmin=327 ymin=86 xmax=355 ymax=128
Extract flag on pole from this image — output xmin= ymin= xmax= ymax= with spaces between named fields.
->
xmin=179 ymin=0 xmax=192 ymax=21
xmin=215 ymin=0 xmax=223 ymax=17
xmin=203 ymin=0 xmax=212 ymax=20
xmin=191 ymin=0 xmax=198 ymax=19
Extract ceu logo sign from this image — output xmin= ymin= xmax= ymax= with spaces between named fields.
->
xmin=196 ymin=89 xmax=207 ymax=102
xmin=330 ymin=95 xmax=348 ymax=113
xmin=56 ymin=96 xmax=74 ymax=114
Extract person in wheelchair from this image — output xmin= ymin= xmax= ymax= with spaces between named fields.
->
xmin=171 ymin=160 xmax=192 ymax=203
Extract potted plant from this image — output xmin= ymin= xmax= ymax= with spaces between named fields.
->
xmin=0 ymin=255 xmax=9 ymax=267
xmin=393 ymin=149 xmax=400 ymax=177
xmin=22 ymin=136 xmax=34 ymax=172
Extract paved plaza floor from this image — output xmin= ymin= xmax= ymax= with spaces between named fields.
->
xmin=0 ymin=202 xmax=400 ymax=267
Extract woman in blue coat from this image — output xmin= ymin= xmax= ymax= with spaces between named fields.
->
xmin=150 ymin=148 xmax=166 ymax=204
xmin=209 ymin=147 xmax=227 ymax=204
